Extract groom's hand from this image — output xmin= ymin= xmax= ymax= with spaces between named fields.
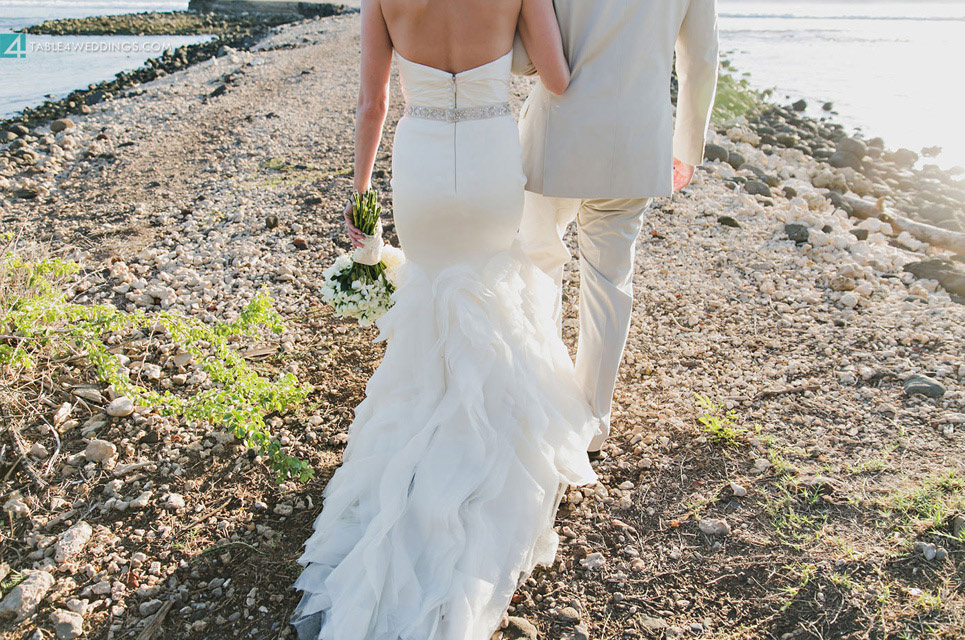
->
xmin=673 ymin=158 xmax=695 ymax=192
xmin=343 ymin=201 xmax=366 ymax=248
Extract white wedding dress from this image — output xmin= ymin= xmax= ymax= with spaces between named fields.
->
xmin=291 ymin=50 xmax=600 ymax=640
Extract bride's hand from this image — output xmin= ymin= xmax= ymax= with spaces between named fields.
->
xmin=343 ymin=201 xmax=366 ymax=248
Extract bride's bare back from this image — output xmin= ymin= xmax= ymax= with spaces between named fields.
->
xmin=343 ymin=0 xmax=568 ymax=236
xmin=380 ymin=0 xmax=521 ymax=74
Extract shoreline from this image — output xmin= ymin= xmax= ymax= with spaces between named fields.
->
xmin=1 ymin=7 xmax=351 ymax=129
xmin=1 ymin=12 xmax=964 ymax=640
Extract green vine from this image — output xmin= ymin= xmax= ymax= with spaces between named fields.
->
xmin=1 ymin=251 xmax=313 ymax=482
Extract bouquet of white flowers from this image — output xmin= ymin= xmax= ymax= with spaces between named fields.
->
xmin=319 ymin=190 xmax=405 ymax=326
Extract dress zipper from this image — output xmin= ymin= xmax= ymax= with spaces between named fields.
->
xmin=452 ymin=73 xmax=457 ymax=193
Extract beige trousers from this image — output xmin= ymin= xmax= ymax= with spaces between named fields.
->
xmin=520 ymin=192 xmax=651 ymax=451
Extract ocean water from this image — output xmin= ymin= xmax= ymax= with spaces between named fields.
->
xmin=0 ymin=1 xmax=209 ymax=119
xmin=719 ymin=0 xmax=965 ymax=169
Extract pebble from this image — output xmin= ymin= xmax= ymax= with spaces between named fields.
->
xmin=50 ymin=118 xmax=75 ymax=133
xmin=54 ymin=521 xmax=93 ymax=563
xmin=903 ymin=374 xmax=946 ymax=398
xmin=745 ymin=180 xmax=772 ymax=197
xmin=579 ymin=552 xmax=606 ymax=570
xmin=784 ymin=223 xmax=809 ymax=244
xmin=561 ymin=625 xmax=590 ymax=640
xmin=90 ymin=580 xmax=111 ymax=595
xmin=952 ymin=515 xmax=965 ymax=538
xmin=557 ymin=606 xmax=580 ymax=623
xmin=163 ymin=493 xmax=186 ymax=510
xmin=49 ymin=609 xmax=84 ymax=639
xmin=84 ymin=439 xmax=117 ymax=463
xmin=729 ymin=482 xmax=747 ymax=497
xmin=106 ymin=396 xmax=135 ymax=417
xmin=130 ymin=490 xmax=153 ymax=509
xmin=0 ymin=570 xmax=55 ymax=620
xmin=139 ymin=599 xmax=163 ymax=616
xmin=501 ymin=617 xmax=538 ymax=639
xmin=698 ymin=518 xmax=731 ymax=536
xmin=29 ymin=442 xmax=49 ymax=458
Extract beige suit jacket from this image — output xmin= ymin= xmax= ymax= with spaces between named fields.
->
xmin=516 ymin=0 xmax=719 ymax=199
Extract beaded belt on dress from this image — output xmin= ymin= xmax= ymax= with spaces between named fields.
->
xmin=403 ymin=103 xmax=512 ymax=122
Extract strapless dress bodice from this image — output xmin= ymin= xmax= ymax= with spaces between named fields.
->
xmin=396 ymin=50 xmax=512 ymax=109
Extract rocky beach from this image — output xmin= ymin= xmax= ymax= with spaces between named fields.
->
xmin=2 ymin=7 xmax=965 ymax=640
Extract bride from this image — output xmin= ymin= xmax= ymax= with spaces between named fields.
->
xmin=291 ymin=0 xmax=600 ymax=637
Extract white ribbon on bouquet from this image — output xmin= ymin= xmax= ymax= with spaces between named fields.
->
xmin=353 ymin=219 xmax=384 ymax=266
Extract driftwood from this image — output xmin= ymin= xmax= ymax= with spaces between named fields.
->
xmin=136 ymin=600 xmax=174 ymax=640
xmin=841 ymin=195 xmax=965 ymax=254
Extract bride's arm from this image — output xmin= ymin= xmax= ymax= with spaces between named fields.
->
xmin=343 ymin=0 xmax=393 ymax=246
xmin=355 ymin=0 xmax=392 ymax=193
xmin=518 ymin=0 xmax=569 ymax=94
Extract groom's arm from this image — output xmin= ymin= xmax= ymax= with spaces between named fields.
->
xmin=672 ymin=0 xmax=719 ymax=167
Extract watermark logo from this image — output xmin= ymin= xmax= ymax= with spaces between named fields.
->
xmin=0 ymin=33 xmax=27 ymax=59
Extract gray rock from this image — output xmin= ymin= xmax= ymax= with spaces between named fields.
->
xmin=903 ymin=375 xmax=946 ymax=399
xmin=499 ymin=617 xmax=537 ymax=640
xmin=717 ymin=216 xmax=741 ymax=228
xmin=837 ymin=137 xmax=868 ymax=159
xmin=54 ymin=521 xmax=93 ymax=563
xmin=557 ymin=606 xmax=580 ymax=623
xmin=785 ymin=223 xmax=810 ymax=244
xmin=745 ymin=180 xmax=772 ymax=197
xmin=106 ymin=396 xmax=135 ymax=417
xmin=763 ymin=174 xmax=782 ymax=188
xmin=84 ymin=439 xmax=116 ymax=463
xmin=698 ymin=518 xmax=731 ymax=536
xmin=580 ymin=552 xmax=606 ymax=570
xmin=50 ymin=609 xmax=84 ymax=639
xmin=850 ymin=229 xmax=870 ymax=241
xmin=727 ymin=151 xmax=747 ymax=170
xmin=14 ymin=188 xmax=38 ymax=200
xmin=139 ymin=598 xmax=163 ymax=617
xmin=952 ymin=515 xmax=965 ymax=538
xmin=791 ymin=99 xmax=807 ymax=112
xmin=164 ymin=493 xmax=186 ymax=510
xmin=49 ymin=119 xmax=74 ymax=134
xmin=703 ymin=144 xmax=729 ymax=164
xmin=130 ymin=490 xmax=153 ymax=509
xmin=0 ymin=570 xmax=55 ymax=620
xmin=830 ymin=276 xmax=856 ymax=292
xmin=903 ymin=258 xmax=965 ymax=297
xmin=890 ymin=148 xmax=919 ymax=168
xmin=562 ymin=625 xmax=590 ymax=640
xmin=776 ymin=133 xmax=800 ymax=148
xmin=638 ymin=616 xmax=669 ymax=631
xmin=829 ymin=150 xmax=862 ymax=170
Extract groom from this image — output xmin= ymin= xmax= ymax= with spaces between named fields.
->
xmin=515 ymin=0 xmax=720 ymax=457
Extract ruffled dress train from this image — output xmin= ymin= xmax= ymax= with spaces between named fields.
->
xmin=291 ymin=50 xmax=600 ymax=640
